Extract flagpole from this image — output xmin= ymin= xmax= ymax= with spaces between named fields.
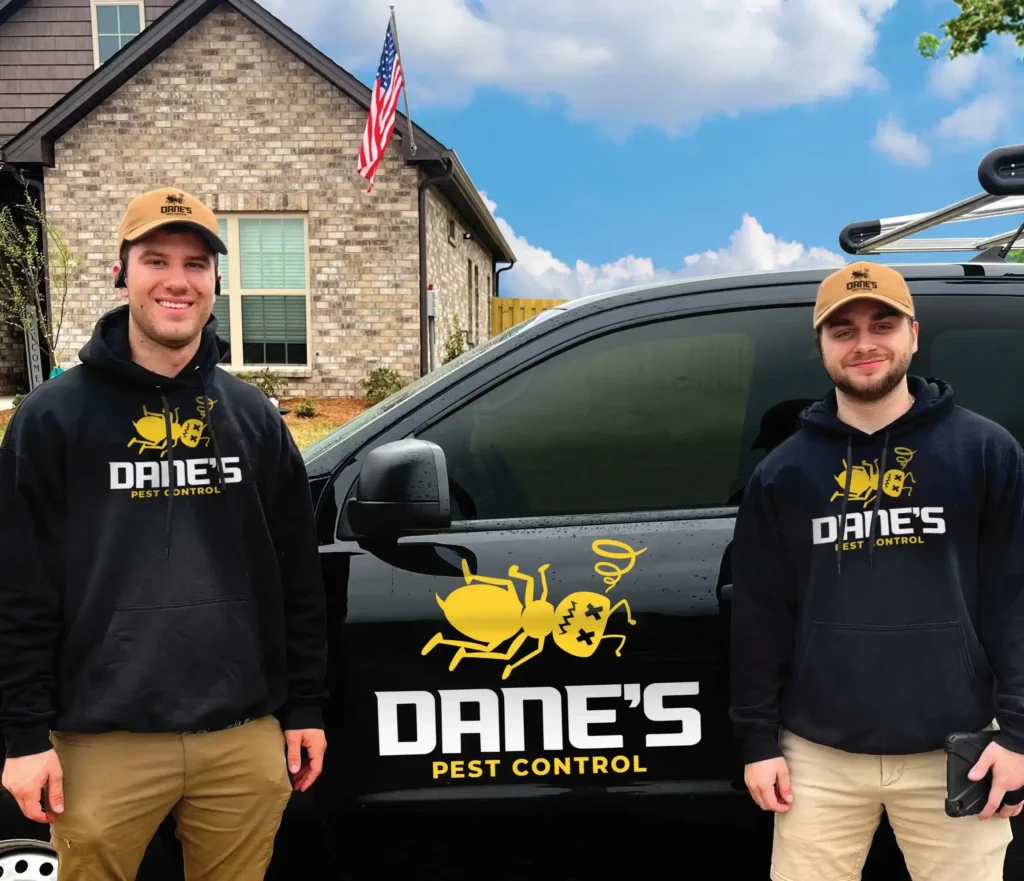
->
xmin=389 ymin=5 xmax=417 ymax=156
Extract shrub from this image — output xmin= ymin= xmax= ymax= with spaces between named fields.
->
xmin=294 ymin=399 xmax=317 ymax=419
xmin=10 ymin=393 xmax=24 ymax=410
xmin=236 ymin=367 xmax=286 ymax=400
xmin=441 ymin=313 xmax=466 ymax=365
xmin=360 ymin=366 xmax=406 ymax=404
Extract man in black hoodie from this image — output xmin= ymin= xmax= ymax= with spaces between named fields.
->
xmin=730 ymin=261 xmax=1024 ymax=881
xmin=0 ymin=187 xmax=328 ymax=880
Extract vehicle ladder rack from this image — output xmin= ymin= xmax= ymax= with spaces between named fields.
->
xmin=840 ymin=143 xmax=1024 ymax=261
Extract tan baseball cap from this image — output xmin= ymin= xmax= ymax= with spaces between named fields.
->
xmin=814 ymin=261 xmax=915 ymax=328
xmin=117 ymin=187 xmax=227 ymax=255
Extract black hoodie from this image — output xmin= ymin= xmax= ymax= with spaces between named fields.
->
xmin=0 ymin=306 xmax=327 ymax=758
xmin=730 ymin=376 xmax=1024 ymax=762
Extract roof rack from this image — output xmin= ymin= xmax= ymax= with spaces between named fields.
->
xmin=839 ymin=143 xmax=1024 ymax=260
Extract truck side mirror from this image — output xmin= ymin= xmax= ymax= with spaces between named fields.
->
xmin=346 ymin=439 xmax=452 ymax=537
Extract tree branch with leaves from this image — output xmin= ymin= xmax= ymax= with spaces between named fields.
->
xmin=0 ymin=186 xmax=79 ymax=374
xmin=919 ymin=0 xmax=1024 ymax=60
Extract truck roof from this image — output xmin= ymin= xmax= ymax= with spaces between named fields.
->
xmin=545 ymin=260 xmax=1024 ymax=321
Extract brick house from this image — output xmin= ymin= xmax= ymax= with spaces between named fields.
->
xmin=0 ymin=0 xmax=515 ymax=396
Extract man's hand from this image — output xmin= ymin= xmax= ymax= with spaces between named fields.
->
xmin=969 ymin=741 xmax=1024 ymax=820
xmin=284 ymin=728 xmax=326 ymax=792
xmin=745 ymin=756 xmax=793 ymax=812
xmin=1 ymin=749 xmax=64 ymax=823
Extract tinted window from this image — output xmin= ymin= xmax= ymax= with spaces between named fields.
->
xmin=419 ymin=305 xmax=831 ymax=519
xmin=913 ymin=294 xmax=1024 ymax=445
xmin=417 ymin=293 xmax=1024 ymax=521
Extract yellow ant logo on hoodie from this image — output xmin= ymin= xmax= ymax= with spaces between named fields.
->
xmin=830 ymin=447 xmax=917 ymax=508
xmin=422 ymin=539 xmax=646 ymax=680
xmin=126 ymin=397 xmax=217 ymax=458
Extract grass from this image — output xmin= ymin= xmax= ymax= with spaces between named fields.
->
xmin=279 ymin=396 xmax=371 ymax=449
xmin=0 ymin=396 xmax=371 ymax=451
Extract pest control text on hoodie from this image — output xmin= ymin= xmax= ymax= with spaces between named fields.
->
xmin=730 ymin=376 xmax=1024 ymax=763
xmin=0 ymin=306 xmax=328 ymax=758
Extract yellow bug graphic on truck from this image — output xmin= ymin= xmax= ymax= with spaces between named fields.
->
xmin=830 ymin=447 xmax=916 ymax=508
xmin=422 ymin=539 xmax=646 ymax=680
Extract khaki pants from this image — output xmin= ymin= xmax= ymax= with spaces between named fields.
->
xmin=772 ymin=729 xmax=1013 ymax=881
xmin=49 ymin=715 xmax=293 ymax=881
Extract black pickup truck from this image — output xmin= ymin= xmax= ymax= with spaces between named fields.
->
xmin=6 ymin=146 xmax=1024 ymax=880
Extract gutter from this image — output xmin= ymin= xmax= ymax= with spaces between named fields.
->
xmin=494 ymin=261 xmax=514 ymax=297
xmin=417 ymin=156 xmax=454 ymax=376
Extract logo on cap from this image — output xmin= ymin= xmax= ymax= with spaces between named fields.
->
xmin=161 ymin=192 xmax=192 ymax=217
xmin=846 ymin=267 xmax=877 ymax=292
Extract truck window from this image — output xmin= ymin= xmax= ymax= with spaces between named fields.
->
xmin=915 ymin=294 xmax=1024 ymax=447
xmin=418 ymin=304 xmax=828 ymax=519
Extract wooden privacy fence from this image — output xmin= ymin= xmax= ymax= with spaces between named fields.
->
xmin=491 ymin=297 xmax=566 ymax=336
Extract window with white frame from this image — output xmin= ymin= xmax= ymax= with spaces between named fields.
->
xmin=210 ymin=215 xmax=310 ymax=369
xmin=92 ymin=1 xmax=144 ymax=67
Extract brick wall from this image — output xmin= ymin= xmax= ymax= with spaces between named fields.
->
xmin=43 ymin=7 xmax=424 ymax=398
xmin=0 ymin=321 xmax=26 ymax=395
xmin=425 ymin=187 xmax=494 ymax=369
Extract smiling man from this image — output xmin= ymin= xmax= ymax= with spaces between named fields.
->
xmin=729 ymin=262 xmax=1024 ymax=881
xmin=0 ymin=187 xmax=328 ymax=880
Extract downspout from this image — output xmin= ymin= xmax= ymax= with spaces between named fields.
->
xmin=494 ymin=261 xmax=514 ymax=298
xmin=417 ymin=156 xmax=454 ymax=376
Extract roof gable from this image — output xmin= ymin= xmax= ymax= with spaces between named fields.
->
xmin=0 ymin=0 xmax=514 ymax=262
xmin=0 ymin=0 xmax=30 ymax=27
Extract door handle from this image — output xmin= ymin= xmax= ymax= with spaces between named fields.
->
xmin=717 ymin=583 xmax=733 ymax=602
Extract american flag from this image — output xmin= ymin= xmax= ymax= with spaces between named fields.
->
xmin=358 ymin=21 xmax=404 ymax=192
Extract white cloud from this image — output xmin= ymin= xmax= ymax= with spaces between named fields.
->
xmin=262 ymin=0 xmax=896 ymax=135
xmin=927 ymin=53 xmax=988 ymax=99
xmin=870 ymin=115 xmax=931 ymax=167
xmin=480 ymin=193 xmax=845 ymax=300
xmin=935 ymin=93 xmax=1011 ymax=145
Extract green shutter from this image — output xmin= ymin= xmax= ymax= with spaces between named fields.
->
xmin=217 ymin=219 xmax=229 ymax=289
xmin=241 ymin=295 xmax=305 ymax=338
xmin=242 ymin=296 xmax=306 ymax=342
xmin=210 ymin=295 xmax=230 ymax=342
xmin=239 ymin=219 xmax=305 ymax=289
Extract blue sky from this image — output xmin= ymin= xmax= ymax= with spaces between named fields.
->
xmin=266 ymin=0 xmax=1024 ymax=298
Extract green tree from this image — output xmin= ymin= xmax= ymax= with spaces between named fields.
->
xmin=919 ymin=1 xmax=1024 ymax=60
xmin=0 ymin=186 xmax=79 ymax=372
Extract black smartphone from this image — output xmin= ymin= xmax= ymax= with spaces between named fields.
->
xmin=942 ymin=729 xmax=1024 ymax=817
xmin=946 ymin=729 xmax=994 ymax=817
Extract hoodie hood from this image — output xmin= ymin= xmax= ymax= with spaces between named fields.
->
xmin=800 ymin=375 xmax=955 ymax=440
xmin=79 ymin=304 xmax=229 ymax=389
xmin=798 ymin=376 xmax=956 ymax=572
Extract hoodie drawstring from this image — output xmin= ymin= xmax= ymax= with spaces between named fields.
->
xmin=867 ymin=430 xmax=890 ymax=569
xmin=157 ymin=372 xmax=225 ymax=561
xmin=197 ymin=368 xmax=225 ymax=494
xmin=837 ymin=430 xmax=892 ymax=574
xmin=157 ymin=388 xmax=176 ymax=560
xmin=836 ymin=436 xmax=853 ymax=574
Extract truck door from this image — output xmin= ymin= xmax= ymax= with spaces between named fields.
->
xmin=330 ymin=294 xmax=828 ymax=809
